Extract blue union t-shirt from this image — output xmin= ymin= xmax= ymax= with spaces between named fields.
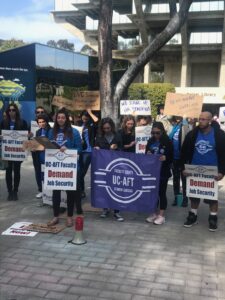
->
xmin=192 ymin=128 xmax=218 ymax=166
xmin=172 ymin=125 xmax=181 ymax=159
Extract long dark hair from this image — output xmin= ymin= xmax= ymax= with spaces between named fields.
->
xmin=121 ymin=115 xmax=135 ymax=134
xmin=98 ymin=117 xmax=116 ymax=137
xmin=53 ymin=108 xmax=73 ymax=140
xmin=3 ymin=103 xmax=22 ymax=128
xmin=151 ymin=121 xmax=169 ymax=144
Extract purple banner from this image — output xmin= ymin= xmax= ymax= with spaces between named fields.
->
xmin=91 ymin=149 xmax=161 ymax=212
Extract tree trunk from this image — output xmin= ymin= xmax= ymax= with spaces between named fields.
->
xmin=113 ymin=0 xmax=193 ymax=104
xmin=98 ymin=0 xmax=114 ymax=120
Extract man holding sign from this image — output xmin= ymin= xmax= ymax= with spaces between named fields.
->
xmin=181 ymin=112 xmax=225 ymax=231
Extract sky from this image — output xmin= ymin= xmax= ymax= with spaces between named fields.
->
xmin=0 ymin=0 xmax=83 ymax=50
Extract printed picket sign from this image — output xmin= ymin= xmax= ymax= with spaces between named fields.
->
xmin=135 ymin=125 xmax=152 ymax=154
xmin=185 ymin=164 xmax=218 ymax=200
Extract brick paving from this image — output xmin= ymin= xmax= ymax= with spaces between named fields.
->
xmin=0 ymin=157 xmax=225 ymax=300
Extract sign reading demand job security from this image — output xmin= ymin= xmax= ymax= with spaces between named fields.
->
xmin=91 ymin=149 xmax=161 ymax=212
xmin=44 ymin=149 xmax=78 ymax=190
xmin=2 ymin=130 xmax=28 ymax=161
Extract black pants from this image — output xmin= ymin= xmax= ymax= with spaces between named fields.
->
xmin=52 ymin=190 xmax=83 ymax=217
xmin=158 ymin=178 xmax=169 ymax=210
xmin=172 ymin=159 xmax=187 ymax=198
xmin=32 ymin=151 xmax=42 ymax=192
xmin=80 ymin=152 xmax=92 ymax=192
xmin=6 ymin=161 xmax=22 ymax=192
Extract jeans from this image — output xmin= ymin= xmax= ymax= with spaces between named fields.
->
xmin=80 ymin=152 xmax=92 ymax=191
xmin=6 ymin=161 xmax=22 ymax=192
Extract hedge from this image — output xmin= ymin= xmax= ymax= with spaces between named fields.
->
xmin=128 ymin=83 xmax=175 ymax=117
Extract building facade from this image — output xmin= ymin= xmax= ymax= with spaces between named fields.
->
xmin=52 ymin=0 xmax=225 ymax=87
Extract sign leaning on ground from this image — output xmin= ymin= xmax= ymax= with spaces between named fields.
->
xmin=135 ymin=125 xmax=152 ymax=154
xmin=52 ymin=91 xmax=100 ymax=111
xmin=164 ymin=93 xmax=203 ymax=118
xmin=120 ymin=100 xmax=151 ymax=115
xmin=44 ymin=149 xmax=78 ymax=191
xmin=185 ymin=164 xmax=218 ymax=200
xmin=1 ymin=130 xmax=28 ymax=161
xmin=91 ymin=149 xmax=161 ymax=212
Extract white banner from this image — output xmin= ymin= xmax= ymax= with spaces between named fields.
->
xmin=44 ymin=149 xmax=78 ymax=190
xmin=135 ymin=125 xmax=152 ymax=154
xmin=185 ymin=164 xmax=218 ymax=200
xmin=120 ymin=100 xmax=151 ymax=115
xmin=2 ymin=130 xmax=28 ymax=161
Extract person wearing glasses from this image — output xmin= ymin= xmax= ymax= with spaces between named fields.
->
xmin=181 ymin=111 xmax=225 ymax=232
xmin=0 ymin=103 xmax=28 ymax=201
xmin=145 ymin=122 xmax=173 ymax=225
xmin=95 ymin=117 xmax=124 ymax=221
xmin=47 ymin=108 xmax=82 ymax=227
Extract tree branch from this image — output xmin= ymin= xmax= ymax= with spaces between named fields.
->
xmin=169 ymin=0 xmax=177 ymax=18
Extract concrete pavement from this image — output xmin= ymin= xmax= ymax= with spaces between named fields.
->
xmin=0 ymin=157 xmax=225 ymax=300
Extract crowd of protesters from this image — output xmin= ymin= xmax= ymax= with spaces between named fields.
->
xmin=0 ymin=102 xmax=225 ymax=232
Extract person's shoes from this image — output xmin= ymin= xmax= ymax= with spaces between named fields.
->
xmin=100 ymin=209 xmax=110 ymax=218
xmin=81 ymin=191 xmax=86 ymax=199
xmin=153 ymin=215 xmax=165 ymax=225
xmin=146 ymin=213 xmax=157 ymax=223
xmin=13 ymin=191 xmax=18 ymax=201
xmin=47 ymin=217 xmax=59 ymax=226
xmin=7 ymin=191 xmax=14 ymax=201
xmin=182 ymin=197 xmax=188 ymax=207
xmin=114 ymin=212 xmax=124 ymax=222
xmin=66 ymin=217 xmax=73 ymax=227
xmin=36 ymin=192 xmax=42 ymax=199
xmin=184 ymin=212 xmax=198 ymax=228
xmin=208 ymin=215 xmax=217 ymax=232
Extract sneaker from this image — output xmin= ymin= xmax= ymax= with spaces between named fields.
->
xmin=184 ymin=211 xmax=198 ymax=228
xmin=153 ymin=215 xmax=165 ymax=225
xmin=114 ymin=212 xmax=124 ymax=222
xmin=208 ymin=215 xmax=217 ymax=232
xmin=36 ymin=192 xmax=42 ymax=199
xmin=146 ymin=214 xmax=157 ymax=223
xmin=100 ymin=209 xmax=110 ymax=218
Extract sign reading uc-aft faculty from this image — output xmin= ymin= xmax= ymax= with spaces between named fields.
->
xmin=44 ymin=149 xmax=78 ymax=190
xmin=2 ymin=130 xmax=28 ymax=161
xmin=185 ymin=164 xmax=218 ymax=200
xmin=135 ymin=125 xmax=152 ymax=154
xmin=120 ymin=100 xmax=151 ymax=115
xmin=91 ymin=149 xmax=161 ymax=212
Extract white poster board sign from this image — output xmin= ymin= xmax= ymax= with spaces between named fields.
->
xmin=135 ymin=125 xmax=152 ymax=154
xmin=44 ymin=149 xmax=78 ymax=190
xmin=30 ymin=121 xmax=39 ymax=137
xmin=219 ymin=106 xmax=225 ymax=122
xmin=1 ymin=222 xmax=37 ymax=237
xmin=185 ymin=164 xmax=218 ymax=200
xmin=120 ymin=100 xmax=151 ymax=115
xmin=2 ymin=130 xmax=28 ymax=161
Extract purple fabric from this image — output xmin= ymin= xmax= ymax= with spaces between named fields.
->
xmin=91 ymin=149 xmax=161 ymax=212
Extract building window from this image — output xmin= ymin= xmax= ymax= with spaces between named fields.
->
xmin=190 ymin=32 xmax=222 ymax=44
xmin=190 ymin=1 xmax=224 ymax=11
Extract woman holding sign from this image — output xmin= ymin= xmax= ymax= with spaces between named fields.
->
xmin=95 ymin=117 xmax=124 ymax=221
xmin=47 ymin=108 xmax=82 ymax=227
xmin=145 ymin=122 xmax=173 ymax=225
xmin=0 ymin=103 xmax=28 ymax=201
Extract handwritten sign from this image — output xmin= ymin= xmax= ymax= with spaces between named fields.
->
xmin=120 ymin=100 xmax=151 ymax=116
xmin=164 ymin=93 xmax=203 ymax=118
xmin=135 ymin=125 xmax=152 ymax=154
xmin=219 ymin=106 xmax=225 ymax=122
xmin=2 ymin=130 xmax=28 ymax=161
xmin=52 ymin=91 xmax=100 ymax=111
xmin=44 ymin=149 xmax=78 ymax=190
xmin=73 ymin=91 xmax=100 ymax=110
xmin=23 ymin=140 xmax=44 ymax=152
xmin=185 ymin=164 xmax=218 ymax=200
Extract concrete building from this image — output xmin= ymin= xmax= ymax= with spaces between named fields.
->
xmin=52 ymin=0 xmax=225 ymax=87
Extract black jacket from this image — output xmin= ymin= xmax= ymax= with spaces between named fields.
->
xmin=145 ymin=135 xmax=173 ymax=179
xmin=0 ymin=119 xmax=28 ymax=131
xmin=95 ymin=133 xmax=122 ymax=150
xmin=180 ymin=126 xmax=225 ymax=175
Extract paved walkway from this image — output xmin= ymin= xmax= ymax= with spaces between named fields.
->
xmin=0 ymin=157 xmax=225 ymax=300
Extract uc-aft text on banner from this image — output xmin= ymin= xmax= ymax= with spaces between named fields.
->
xmin=44 ymin=149 xmax=78 ymax=190
xmin=2 ymin=130 xmax=28 ymax=161
xmin=91 ymin=149 xmax=161 ymax=212
xmin=185 ymin=164 xmax=218 ymax=200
